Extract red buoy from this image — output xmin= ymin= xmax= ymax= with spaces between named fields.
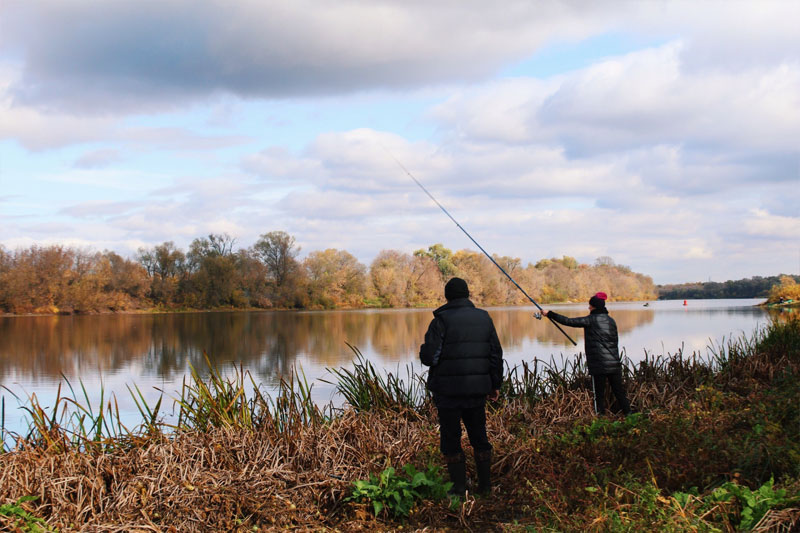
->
xmin=683 ymin=300 xmax=687 ymax=306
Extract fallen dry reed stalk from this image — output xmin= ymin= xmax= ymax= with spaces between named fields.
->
xmin=0 ymin=407 xmax=446 ymax=531
xmin=752 ymin=506 xmax=800 ymax=532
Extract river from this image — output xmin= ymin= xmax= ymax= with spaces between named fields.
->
xmin=1 ymin=298 xmax=787 ymax=438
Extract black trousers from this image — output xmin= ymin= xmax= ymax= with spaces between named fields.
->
xmin=591 ymin=373 xmax=631 ymax=415
xmin=437 ymin=405 xmax=492 ymax=457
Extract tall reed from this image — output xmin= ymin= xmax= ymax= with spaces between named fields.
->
xmin=171 ymin=351 xmax=261 ymax=431
xmin=324 ymin=343 xmax=428 ymax=412
xmin=262 ymin=365 xmax=328 ymax=435
xmin=10 ymin=379 xmax=129 ymax=453
xmin=1 ymin=395 xmax=6 ymax=453
xmin=7 ymin=351 xmax=332 ymax=451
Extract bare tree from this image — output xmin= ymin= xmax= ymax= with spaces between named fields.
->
xmin=252 ymin=231 xmax=300 ymax=287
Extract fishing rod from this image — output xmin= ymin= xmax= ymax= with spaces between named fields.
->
xmin=384 ymin=149 xmax=577 ymax=346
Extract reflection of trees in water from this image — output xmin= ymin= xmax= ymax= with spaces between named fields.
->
xmin=0 ymin=314 xmax=156 ymax=381
xmin=691 ymin=307 xmax=769 ymax=317
xmin=0 ymin=313 xmax=301 ymax=382
xmin=0 ymin=308 xmax=658 ymax=384
xmin=138 ymin=313 xmax=303 ymax=381
xmin=367 ymin=311 xmax=432 ymax=361
xmin=768 ymin=307 xmax=799 ymax=320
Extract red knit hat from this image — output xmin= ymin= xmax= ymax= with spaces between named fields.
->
xmin=595 ymin=292 xmax=608 ymax=300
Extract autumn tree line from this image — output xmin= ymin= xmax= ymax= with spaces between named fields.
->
xmin=0 ymin=232 xmax=657 ymax=314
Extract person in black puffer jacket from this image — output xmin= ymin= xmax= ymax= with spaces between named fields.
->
xmin=420 ymin=277 xmax=503 ymax=496
xmin=542 ymin=292 xmax=632 ymax=416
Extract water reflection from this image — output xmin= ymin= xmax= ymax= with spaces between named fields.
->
xmin=0 ymin=306 xmax=662 ymax=384
xmin=0 ymin=299 xmax=786 ymax=436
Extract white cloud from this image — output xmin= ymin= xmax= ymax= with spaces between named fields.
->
xmin=0 ymin=68 xmax=251 ymax=150
xmin=745 ymin=209 xmax=800 ymax=239
xmin=1 ymin=1 xmax=616 ymax=113
xmin=119 ymin=127 xmax=250 ymax=151
xmin=242 ymin=147 xmax=323 ymax=181
xmin=683 ymin=246 xmax=714 ymax=260
xmin=74 ymin=149 xmax=122 ymax=169
xmin=59 ymin=200 xmax=138 ymax=218
xmin=39 ymin=169 xmax=155 ymax=191
xmin=1 ymin=1 xmax=798 ymax=284
xmin=0 ymin=68 xmax=115 ymax=150
xmin=436 ymin=42 xmax=800 ymax=158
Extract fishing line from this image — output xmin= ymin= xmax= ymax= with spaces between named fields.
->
xmin=382 ymin=147 xmax=577 ymax=346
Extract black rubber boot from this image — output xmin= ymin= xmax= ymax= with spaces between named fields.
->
xmin=445 ymin=453 xmax=467 ymax=496
xmin=475 ymin=449 xmax=492 ymax=495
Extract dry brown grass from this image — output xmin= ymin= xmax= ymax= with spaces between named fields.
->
xmin=0 ymin=389 xmax=604 ymax=530
xmin=0 ymin=409 xmax=434 ymax=531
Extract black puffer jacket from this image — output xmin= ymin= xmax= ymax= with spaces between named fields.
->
xmin=419 ymin=298 xmax=503 ymax=398
xmin=547 ymin=308 xmax=622 ymax=374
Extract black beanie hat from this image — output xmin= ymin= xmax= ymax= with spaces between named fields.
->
xmin=589 ymin=295 xmax=606 ymax=309
xmin=444 ymin=277 xmax=469 ymax=300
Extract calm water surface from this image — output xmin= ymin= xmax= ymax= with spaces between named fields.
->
xmin=0 ymin=298 xmax=786 ymax=435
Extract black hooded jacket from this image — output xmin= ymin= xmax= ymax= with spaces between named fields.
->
xmin=547 ymin=308 xmax=622 ymax=375
xmin=419 ymin=298 xmax=503 ymax=399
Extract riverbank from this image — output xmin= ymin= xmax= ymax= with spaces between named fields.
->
xmin=1 ymin=318 xmax=798 ymax=531
xmin=762 ymin=300 xmax=800 ymax=310
xmin=4 ymin=295 xmax=764 ymax=319
xmin=0 ymin=296 xmax=652 ymax=317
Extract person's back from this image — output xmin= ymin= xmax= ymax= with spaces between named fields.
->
xmin=423 ymin=297 xmax=499 ymax=399
xmin=581 ymin=308 xmax=621 ymax=375
xmin=419 ymin=277 xmax=503 ymax=495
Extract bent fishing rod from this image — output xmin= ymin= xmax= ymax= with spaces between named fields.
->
xmin=385 ymin=151 xmax=577 ymax=346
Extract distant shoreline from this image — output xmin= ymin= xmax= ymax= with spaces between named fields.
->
xmin=0 ymin=297 xmax=772 ymax=318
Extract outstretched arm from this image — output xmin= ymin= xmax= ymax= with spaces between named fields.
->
xmin=543 ymin=310 xmax=590 ymax=328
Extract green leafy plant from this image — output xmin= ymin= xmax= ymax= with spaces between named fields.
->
xmin=707 ymin=477 xmax=797 ymax=530
xmin=558 ymin=412 xmax=647 ymax=445
xmin=346 ymin=464 xmax=451 ymax=517
xmin=671 ymin=486 xmax=699 ymax=510
xmin=0 ymin=495 xmax=52 ymax=532
xmin=672 ymin=477 xmax=798 ymax=531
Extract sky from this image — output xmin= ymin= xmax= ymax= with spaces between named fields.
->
xmin=0 ymin=1 xmax=798 ymax=285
